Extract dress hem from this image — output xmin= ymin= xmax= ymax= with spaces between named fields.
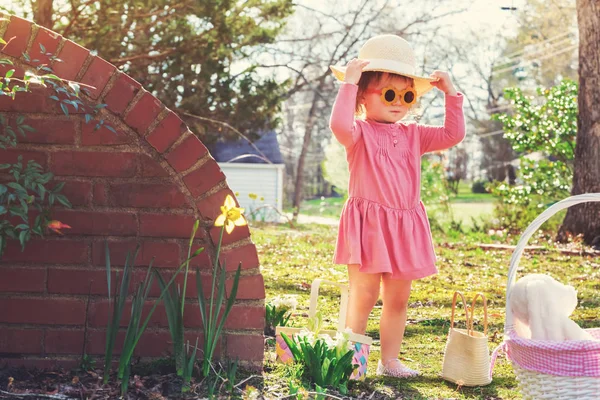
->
xmin=332 ymin=258 xmax=437 ymax=280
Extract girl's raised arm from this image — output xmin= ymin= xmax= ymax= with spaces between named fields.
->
xmin=329 ymin=83 xmax=363 ymax=148
xmin=418 ymin=92 xmax=466 ymax=154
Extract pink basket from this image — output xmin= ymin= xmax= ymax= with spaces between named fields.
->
xmin=503 ymin=194 xmax=600 ymax=398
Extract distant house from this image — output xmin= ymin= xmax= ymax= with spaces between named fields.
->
xmin=209 ymin=131 xmax=284 ymax=222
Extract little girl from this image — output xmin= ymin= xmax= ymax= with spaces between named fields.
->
xmin=329 ymin=34 xmax=465 ymax=378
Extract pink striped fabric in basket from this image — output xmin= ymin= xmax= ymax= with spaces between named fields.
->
xmin=505 ymin=328 xmax=600 ymax=377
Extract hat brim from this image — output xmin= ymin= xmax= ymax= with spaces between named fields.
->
xmin=330 ymin=64 xmax=436 ymax=97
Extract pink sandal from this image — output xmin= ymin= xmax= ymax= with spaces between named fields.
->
xmin=376 ymin=359 xmax=420 ymax=378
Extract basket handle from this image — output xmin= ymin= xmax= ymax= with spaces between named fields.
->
xmin=504 ymin=193 xmax=600 ymax=332
xmin=470 ymin=293 xmax=488 ymax=336
xmin=309 ymin=279 xmax=349 ymax=332
xmin=450 ymin=291 xmax=470 ymax=332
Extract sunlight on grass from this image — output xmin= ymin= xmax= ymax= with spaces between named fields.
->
xmin=254 ymin=221 xmax=600 ymax=399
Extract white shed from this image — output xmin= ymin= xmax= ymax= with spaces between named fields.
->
xmin=218 ymin=162 xmax=284 ymax=222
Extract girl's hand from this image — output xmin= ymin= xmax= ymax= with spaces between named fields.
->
xmin=429 ymin=70 xmax=458 ymax=96
xmin=344 ymin=59 xmax=370 ymax=85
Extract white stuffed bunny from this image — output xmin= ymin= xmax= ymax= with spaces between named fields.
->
xmin=509 ymin=273 xmax=594 ymax=341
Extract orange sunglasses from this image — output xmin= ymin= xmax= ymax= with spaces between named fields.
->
xmin=366 ymin=86 xmax=417 ymax=106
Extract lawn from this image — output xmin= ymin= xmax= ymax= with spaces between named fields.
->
xmin=254 ymin=221 xmax=600 ymax=399
xmin=294 ymin=181 xmax=496 ymax=228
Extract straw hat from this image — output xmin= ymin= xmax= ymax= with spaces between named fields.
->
xmin=330 ymin=34 xmax=436 ymax=97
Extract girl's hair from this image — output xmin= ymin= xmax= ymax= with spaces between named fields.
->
xmin=355 ymin=72 xmax=414 ymax=116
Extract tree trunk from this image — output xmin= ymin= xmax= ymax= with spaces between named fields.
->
xmin=33 ymin=0 xmax=53 ymax=29
xmin=292 ymin=87 xmax=321 ymax=222
xmin=557 ymin=0 xmax=600 ymax=245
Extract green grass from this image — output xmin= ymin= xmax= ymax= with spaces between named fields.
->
xmin=253 ymin=221 xmax=600 ymax=399
xmin=450 ymin=181 xmax=493 ymax=203
xmin=292 ymin=197 xmax=346 ymax=219
xmin=292 ymin=181 xmax=496 ymax=230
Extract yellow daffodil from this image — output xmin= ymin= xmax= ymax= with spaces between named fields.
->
xmin=248 ymin=193 xmax=258 ymax=200
xmin=214 ymin=194 xmax=247 ymax=234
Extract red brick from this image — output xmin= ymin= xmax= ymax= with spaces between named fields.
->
xmin=225 ymin=333 xmax=264 ymax=362
xmin=165 ymin=134 xmax=208 ymax=172
xmin=45 ymin=329 xmax=84 ymax=354
xmin=14 ymin=119 xmax=76 ymax=144
xmin=211 ymin=224 xmax=251 ymax=247
xmin=81 ymin=121 xmax=131 ymax=146
xmin=0 ymin=297 xmax=85 ymax=325
xmin=219 ymin=244 xmax=260 ymax=272
xmin=51 ymin=151 xmax=137 ymax=177
xmin=55 ymin=179 xmax=92 ymax=206
xmin=47 ymin=268 xmax=116 ymax=295
xmin=80 ymin=56 xmax=116 ymax=99
xmin=147 ymin=268 xmax=208 ymax=299
xmin=176 ymin=302 xmax=261 ymax=330
xmin=110 ymin=183 xmax=187 ymax=208
xmin=0 ymin=90 xmax=56 ymax=113
xmin=104 ymin=73 xmax=141 ymax=115
xmin=183 ymin=161 xmax=225 ymax=197
xmin=132 ymin=330 xmax=173 ymax=357
xmin=124 ymin=91 xmax=163 ymax=134
xmin=88 ymin=300 xmax=168 ymax=328
xmin=85 ymin=329 xmax=209 ymax=358
xmin=1 ymin=358 xmax=79 ymax=370
xmin=196 ymin=189 xmax=236 ymax=220
xmin=86 ymin=329 xmax=124 ymax=355
xmin=52 ymin=40 xmax=90 ymax=81
xmin=0 ymin=328 xmax=43 ymax=354
xmin=135 ymin=330 xmax=210 ymax=358
xmin=187 ymin=243 xmax=213 ymax=271
xmin=224 ymin=305 xmax=265 ymax=330
xmin=138 ymin=154 xmax=169 ymax=178
xmin=0 ymin=64 xmax=25 ymax=79
xmin=139 ymin=214 xmax=199 ymax=238
xmin=2 ymin=15 xmax=32 ymax=58
xmin=92 ymin=240 xmax=181 ymax=268
xmin=230 ymin=274 xmax=265 ymax=300
xmin=1 ymin=239 xmax=88 ymax=264
xmin=146 ymin=112 xmax=186 ymax=152
xmin=30 ymin=26 xmax=62 ymax=67
xmin=0 ymin=148 xmax=47 ymax=168
xmin=93 ymin=183 xmax=108 ymax=205
xmin=51 ymin=210 xmax=137 ymax=236
xmin=183 ymin=304 xmax=243 ymax=330
xmin=0 ymin=267 xmax=46 ymax=292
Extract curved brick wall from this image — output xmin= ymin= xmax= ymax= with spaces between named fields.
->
xmin=0 ymin=13 xmax=265 ymax=369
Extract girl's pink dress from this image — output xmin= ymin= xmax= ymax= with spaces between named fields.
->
xmin=330 ymin=83 xmax=465 ymax=280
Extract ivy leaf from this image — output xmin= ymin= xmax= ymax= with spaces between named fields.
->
xmin=19 ymin=229 xmax=27 ymax=249
xmin=43 ymin=73 xmax=61 ymax=81
xmin=60 ymin=102 xmax=69 ymax=116
xmin=56 ymin=194 xmax=71 ymax=208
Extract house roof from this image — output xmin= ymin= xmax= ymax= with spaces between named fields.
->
xmin=209 ymin=131 xmax=284 ymax=164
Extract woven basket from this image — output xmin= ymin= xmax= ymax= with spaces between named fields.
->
xmin=504 ymin=193 xmax=600 ymax=399
xmin=442 ymin=291 xmax=492 ymax=386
